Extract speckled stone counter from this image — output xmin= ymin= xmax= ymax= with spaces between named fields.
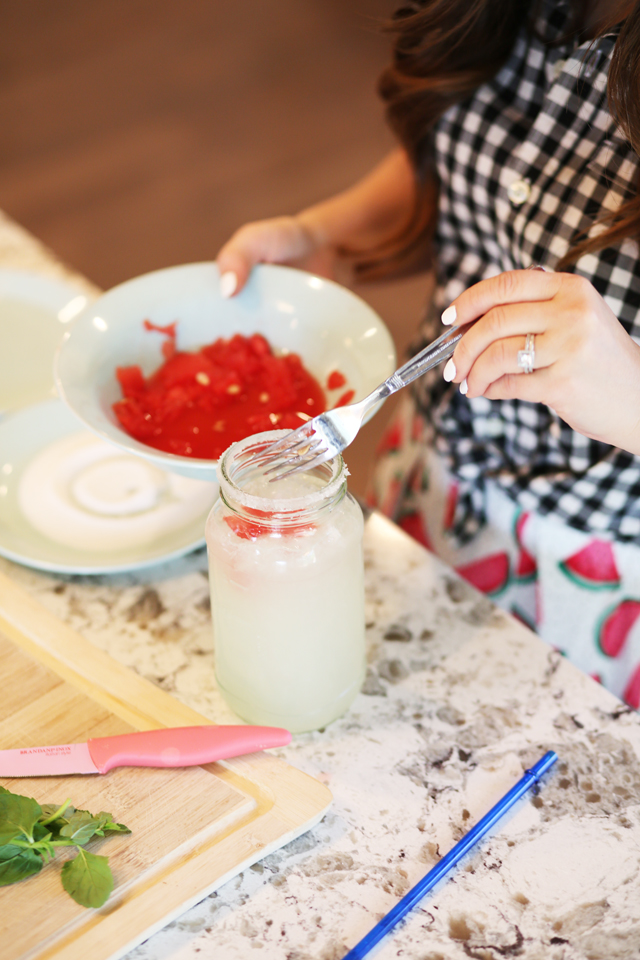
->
xmin=2 ymin=214 xmax=640 ymax=960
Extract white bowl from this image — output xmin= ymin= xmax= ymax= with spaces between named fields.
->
xmin=54 ymin=262 xmax=396 ymax=480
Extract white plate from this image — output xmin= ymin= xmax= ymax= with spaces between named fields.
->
xmin=0 ymin=399 xmax=217 ymax=575
xmin=0 ymin=270 xmax=92 ymax=415
xmin=55 ymin=262 xmax=397 ymax=480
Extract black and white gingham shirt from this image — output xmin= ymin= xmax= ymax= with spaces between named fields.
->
xmin=413 ymin=0 xmax=640 ymax=544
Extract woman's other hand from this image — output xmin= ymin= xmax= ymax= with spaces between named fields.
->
xmin=215 ymin=214 xmax=335 ymax=298
xmin=441 ymin=269 xmax=640 ymax=455
xmin=215 ymin=148 xmax=419 ymax=297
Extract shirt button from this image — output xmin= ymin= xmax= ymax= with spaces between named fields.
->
xmin=552 ymin=58 xmax=566 ymax=80
xmin=549 ymin=420 xmax=562 ymax=440
xmin=507 ymin=178 xmax=531 ymax=206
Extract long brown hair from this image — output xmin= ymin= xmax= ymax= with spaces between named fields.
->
xmin=354 ymin=0 xmax=640 ymax=277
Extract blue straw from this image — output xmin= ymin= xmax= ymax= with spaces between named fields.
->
xmin=343 ymin=750 xmax=558 ymax=960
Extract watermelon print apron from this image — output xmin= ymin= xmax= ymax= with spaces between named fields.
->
xmin=365 ymin=2 xmax=640 ymax=710
xmin=367 ymin=395 xmax=640 ymax=711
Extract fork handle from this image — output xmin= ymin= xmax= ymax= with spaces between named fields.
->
xmin=384 ymin=266 xmax=543 ymax=393
xmin=353 ymin=326 xmax=466 ymax=420
xmin=373 ymin=277 xmax=537 ymax=405
xmin=376 ymin=328 xmax=464 ymax=400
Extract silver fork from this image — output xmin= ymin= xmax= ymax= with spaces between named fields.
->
xmin=255 ymin=323 xmax=467 ymax=480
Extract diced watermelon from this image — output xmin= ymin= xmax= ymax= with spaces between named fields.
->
xmin=248 ymin=333 xmax=271 ymax=357
xmin=224 ymin=515 xmax=269 ymax=540
xmin=143 ymin=319 xmax=178 ymax=339
xmin=245 ymin=412 xmax=277 ymax=433
xmin=597 ymin=599 xmax=640 ymax=657
xmin=151 ymin=352 xmax=216 ymax=389
xmin=112 ymin=396 xmax=155 ymax=439
xmin=112 ymin=326 xmax=326 ymax=460
xmin=116 ymin=365 xmax=145 ymax=398
xmin=223 ymin=514 xmax=315 ymax=540
xmin=559 ymin=540 xmax=621 ymax=590
xmin=335 ymin=389 xmax=355 ymax=407
xmin=326 ymin=370 xmax=346 ymax=391
xmin=456 ymin=552 xmax=510 ymax=596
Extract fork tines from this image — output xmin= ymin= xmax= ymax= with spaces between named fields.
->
xmin=263 ymin=432 xmax=329 ymax=480
xmin=240 ymin=421 xmax=323 ymax=481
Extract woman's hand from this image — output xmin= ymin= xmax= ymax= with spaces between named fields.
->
xmin=215 ymin=148 xmax=420 ymax=297
xmin=441 ymin=269 xmax=640 ymax=455
xmin=215 ymin=214 xmax=335 ymax=298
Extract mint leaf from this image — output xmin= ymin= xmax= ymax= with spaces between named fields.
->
xmin=90 ymin=812 xmax=131 ymax=836
xmin=101 ymin=820 xmax=131 ymax=835
xmin=0 ymin=844 xmax=42 ymax=885
xmin=58 ymin=810 xmax=131 ymax=842
xmin=59 ymin=811 xmax=105 ymax=846
xmin=61 ymin=849 xmax=114 ymax=908
xmin=0 ymin=792 xmax=42 ymax=844
xmin=39 ymin=798 xmax=73 ymax=829
xmin=0 ymin=788 xmax=129 ymax=907
xmin=32 ymin=822 xmax=51 ymax=842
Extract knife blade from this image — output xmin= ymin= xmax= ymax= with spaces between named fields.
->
xmin=0 ymin=725 xmax=292 ymax=777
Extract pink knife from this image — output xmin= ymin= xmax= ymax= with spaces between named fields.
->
xmin=0 ymin=725 xmax=292 ymax=777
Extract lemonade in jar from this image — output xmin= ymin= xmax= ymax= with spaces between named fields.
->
xmin=206 ymin=430 xmax=365 ymax=733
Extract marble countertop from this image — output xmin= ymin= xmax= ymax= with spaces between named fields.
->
xmin=2 ymin=213 xmax=640 ymax=959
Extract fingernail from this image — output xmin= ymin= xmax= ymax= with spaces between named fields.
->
xmin=443 ymin=358 xmax=456 ymax=382
xmin=441 ymin=305 xmax=457 ymax=325
xmin=219 ymin=271 xmax=237 ymax=298
xmin=459 ymin=377 xmax=468 ymax=395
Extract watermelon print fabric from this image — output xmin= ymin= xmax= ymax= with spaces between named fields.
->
xmin=368 ymin=398 xmax=640 ymax=711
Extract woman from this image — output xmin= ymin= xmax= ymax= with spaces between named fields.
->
xmin=216 ymin=0 xmax=640 ymax=707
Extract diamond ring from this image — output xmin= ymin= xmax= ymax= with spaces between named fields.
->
xmin=517 ymin=333 xmax=536 ymax=374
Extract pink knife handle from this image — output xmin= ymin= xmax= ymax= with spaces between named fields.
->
xmin=87 ymin=725 xmax=291 ymax=773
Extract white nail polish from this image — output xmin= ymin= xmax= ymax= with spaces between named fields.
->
xmin=443 ymin=358 xmax=456 ymax=382
xmin=219 ymin=271 xmax=238 ymax=298
xmin=459 ymin=377 xmax=468 ymax=395
xmin=441 ymin=305 xmax=457 ymax=326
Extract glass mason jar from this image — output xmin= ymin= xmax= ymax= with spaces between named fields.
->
xmin=206 ymin=429 xmax=366 ymax=734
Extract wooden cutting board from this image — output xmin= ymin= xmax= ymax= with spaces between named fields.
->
xmin=0 ymin=570 xmax=332 ymax=960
